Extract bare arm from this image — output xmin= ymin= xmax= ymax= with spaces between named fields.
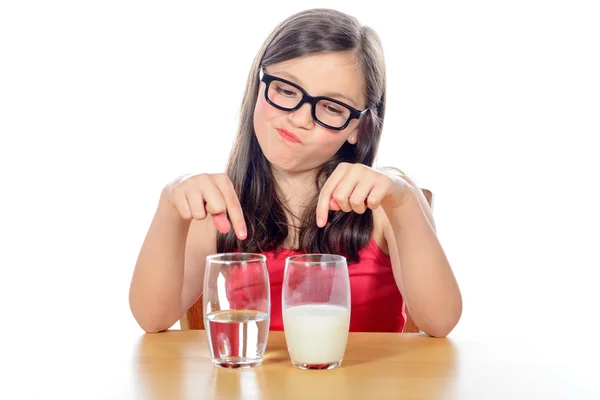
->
xmin=128 ymin=190 xmax=216 ymax=333
xmin=129 ymin=174 xmax=246 ymax=333
xmin=383 ymin=184 xmax=462 ymax=338
xmin=314 ymin=163 xmax=461 ymax=337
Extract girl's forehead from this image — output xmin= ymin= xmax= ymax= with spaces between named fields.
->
xmin=267 ymin=52 xmax=366 ymax=108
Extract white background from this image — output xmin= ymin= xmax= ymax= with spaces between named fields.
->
xmin=1 ymin=0 xmax=599 ymax=392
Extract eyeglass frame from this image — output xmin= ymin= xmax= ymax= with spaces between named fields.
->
xmin=258 ymin=67 xmax=369 ymax=131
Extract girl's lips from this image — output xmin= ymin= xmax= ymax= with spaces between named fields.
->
xmin=277 ymin=129 xmax=301 ymax=143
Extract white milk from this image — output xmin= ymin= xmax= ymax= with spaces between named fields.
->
xmin=283 ymin=304 xmax=350 ymax=364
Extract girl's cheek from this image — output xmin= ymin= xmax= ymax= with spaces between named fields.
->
xmin=255 ymin=94 xmax=280 ymax=120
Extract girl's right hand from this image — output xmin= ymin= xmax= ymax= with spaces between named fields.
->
xmin=164 ymin=173 xmax=247 ymax=240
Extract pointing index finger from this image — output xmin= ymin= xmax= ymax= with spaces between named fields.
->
xmin=214 ymin=178 xmax=247 ymax=240
xmin=316 ymin=170 xmax=345 ymax=227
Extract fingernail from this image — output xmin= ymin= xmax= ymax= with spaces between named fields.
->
xmin=238 ymin=230 xmax=247 ymax=239
xmin=317 ymin=219 xmax=325 ymax=227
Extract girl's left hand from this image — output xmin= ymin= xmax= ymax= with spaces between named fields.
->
xmin=316 ymin=162 xmax=414 ymax=227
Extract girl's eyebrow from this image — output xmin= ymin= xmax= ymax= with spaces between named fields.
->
xmin=270 ymin=70 xmax=359 ymax=107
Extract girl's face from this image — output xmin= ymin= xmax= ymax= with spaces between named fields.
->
xmin=253 ymin=52 xmax=367 ymax=175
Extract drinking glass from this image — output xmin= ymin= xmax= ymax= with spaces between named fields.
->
xmin=203 ymin=253 xmax=270 ymax=368
xmin=282 ymin=254 xmax=351 ymax=370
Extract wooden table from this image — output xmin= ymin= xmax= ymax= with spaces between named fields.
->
xmin=132 ymin=331 xmax=598 ymax=399
xmin=12 ymin=330 xmax=599 ymax=399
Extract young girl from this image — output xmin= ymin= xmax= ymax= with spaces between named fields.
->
xmin=129 ymin=8 xmax=462 ymax=337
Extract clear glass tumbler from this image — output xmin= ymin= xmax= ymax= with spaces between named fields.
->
xmin=282 ymin=254 xmax=351 ymax=370
xmin=203 ymin=253 xmax=270 ymax=368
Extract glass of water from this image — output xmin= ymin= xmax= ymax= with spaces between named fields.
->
xmin=203 ymin=253 xmax=270 ymax=368
xmin=282 ymin=254 xmax=351 ymax=370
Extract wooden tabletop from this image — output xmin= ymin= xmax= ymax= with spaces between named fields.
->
xmin=13 ymin=330 xmax=599 ymax=399
xmin=132 ymin=330 xmax=598 ymax=399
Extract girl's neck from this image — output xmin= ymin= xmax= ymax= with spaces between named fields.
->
xmin=271 ymin=166 xmax=319 ymax=248
xmin=271 ymin=167 xmax=318 ymax=209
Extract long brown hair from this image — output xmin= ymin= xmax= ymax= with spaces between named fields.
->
xmin=217 ymin=9 xmax=386 ymax=263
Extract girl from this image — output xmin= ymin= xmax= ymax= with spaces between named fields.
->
xmin=129 ymin=8 xmax=462 ymax=337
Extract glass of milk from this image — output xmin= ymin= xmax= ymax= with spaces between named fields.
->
xmin=203 ymin=253 xmax=271 ymax=368
xmin=282 ymin=254 xmax=351 ymax=370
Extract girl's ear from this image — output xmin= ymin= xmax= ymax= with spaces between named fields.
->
xmin=347 ymin=132 xmax=358 ymax=145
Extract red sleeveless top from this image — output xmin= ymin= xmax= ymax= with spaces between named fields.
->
xmin=261 ymin=239 xmax=406 ymax=333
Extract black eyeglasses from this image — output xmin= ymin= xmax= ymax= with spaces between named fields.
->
xmin=259 ymin=67 xmax=368 ymax=131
